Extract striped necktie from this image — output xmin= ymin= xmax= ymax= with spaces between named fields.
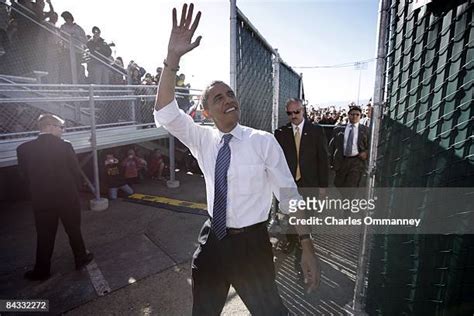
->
xmin=345 ymin=124 xmax=354 ymax=157
xmin=212 ymin=134 xmax=233 ymax=240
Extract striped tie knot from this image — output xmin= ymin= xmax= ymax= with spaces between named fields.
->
xmin=222 ymin=134 xmax=233 ymax=144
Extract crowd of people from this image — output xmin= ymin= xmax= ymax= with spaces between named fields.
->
xmin=102 ymin=147 xmax=167 ymax=200
xmin=0 ymin=0 xmax=194 ymax=93
xmin=0 ymin=0 xmax=196 ymax=133
xmin=308 ymin=100 xmax=372 ymax=126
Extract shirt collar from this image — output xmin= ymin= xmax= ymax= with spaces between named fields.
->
xmin=348 ymin=122 xmax=360 ymax=128
xmin=291 ymin=120 xmax=305 ymax=133
xmin=217 ymin=123 xmax=243 ymax=142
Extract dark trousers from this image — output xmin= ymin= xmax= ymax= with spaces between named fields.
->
xmin=191 ymin=219 xmax=288 ymax=316
xmin=33 ymin=205 xmax=87 ymax=273
xmin=285 ymin=178 xmax=309 ymax=270
xmin=334 ymin=156 xmax=365 ymax=189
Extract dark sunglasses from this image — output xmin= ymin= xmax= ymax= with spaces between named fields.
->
xmin=286 ymin=110 xmax=301 ymax=116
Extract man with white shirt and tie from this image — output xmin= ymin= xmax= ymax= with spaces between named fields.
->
xmin=329 ymin=105 xmax=369 ymax=189
xmin=153 ymin=4 xmax=320 ymax=315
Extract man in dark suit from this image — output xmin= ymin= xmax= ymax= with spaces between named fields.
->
xmin=17 ymin=114 xmax=93 ymax=281
xmin=329 ymin=105 xmax=369 ymax=190
xmin=274 ymin=98 xmax=329 ymax=261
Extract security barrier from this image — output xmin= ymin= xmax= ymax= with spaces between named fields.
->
xmin=365 ymin=1 xmax=474 ymax=314
xmin=231 ymin=3 xmax=302 ymax=132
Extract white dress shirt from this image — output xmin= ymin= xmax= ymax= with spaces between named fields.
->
xmin=154 ymin=99 xmax=300 ymax=228
xmin=344 ymin=122 xmax=360 ymax=157
xmin=291 ymin=120 xmax=305 ymax=136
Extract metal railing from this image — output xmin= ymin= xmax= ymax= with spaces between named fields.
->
xmin=1 ymin=83 xmax=203 ymax=204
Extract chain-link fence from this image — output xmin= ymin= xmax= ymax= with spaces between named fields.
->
xmin=278 ymin=62 xmax=302 ymax=128
xmin=235 ymin=9 xmax=274 ymax=132
xmin=232 ymin=6 xmax=302 ymax=133
xmin=365 ymin=0 xmax=474 ymax=314
xmin=0 ymin=84 xmax=201 ymax=138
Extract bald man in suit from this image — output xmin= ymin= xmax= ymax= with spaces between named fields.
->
xmin=274 ymin=98 xmax=329 ymax=271
xmin=17 ymin=114 xmax=93 ymax=281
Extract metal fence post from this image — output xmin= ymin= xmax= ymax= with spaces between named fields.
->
xmin=69 ymin=36 xmax=78 ymax=85
xmin=69 ymin=35 xmax=81 ymax=123
xmin=89 ymin=85 xmax=100 ymax=200
xmin=127 ymin=75 xmax=137 ymax=122
xmin=89 ymin=85 xmax=109 ymax=211
xmin=272 ymin=49 xmax=280 ymax=132
xmin=349 ymin=0 xmax=390 ymax=314
xmin=230 ymin=0 xmax=237 ymax=92
xmin=166 ymin=135 xmax=180 ymax=188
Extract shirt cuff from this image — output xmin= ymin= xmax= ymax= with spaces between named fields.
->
xmin=153 ymin=99 xmax=180 ymax=126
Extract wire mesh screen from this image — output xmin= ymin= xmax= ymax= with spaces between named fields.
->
xmin=235 ymin=11 xmax=274 ymax=132
xmin=0 ymin=85 xmax=130 ymax=138
xmin=278 ymin=62 xmax=301 ymax=128
xmin=366 ymin=0 xmax=474 ymax=315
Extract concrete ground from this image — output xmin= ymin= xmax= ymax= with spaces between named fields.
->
xmin=0 ymin=171 xmax=361 ymax=315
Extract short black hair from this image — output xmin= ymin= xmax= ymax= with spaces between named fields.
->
xmin=61 ymin=11 xmax=74 ymax=21
xmin=201 ymin=80 xmax=228 ymax=109
xmin=348 ymin=105 xmax=362 ymax=114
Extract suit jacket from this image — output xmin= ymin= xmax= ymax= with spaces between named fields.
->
xmin=17 ymin=134 xmax=82 ymax=210
xmin=328 ymin=123 xmax=369 ymax=171
xmin=274 ymin=120 xmax=329 ymax=187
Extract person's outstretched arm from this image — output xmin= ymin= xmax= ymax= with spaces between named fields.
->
xmin=155 ymin=3 xmax=201 ymax=110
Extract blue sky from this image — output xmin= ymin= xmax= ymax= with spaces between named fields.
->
xmin=52 ymin=0 xmax=379 ymax=106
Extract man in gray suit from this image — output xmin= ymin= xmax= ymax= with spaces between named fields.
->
xmin=329 ymin=105 xmax=369 ymax=189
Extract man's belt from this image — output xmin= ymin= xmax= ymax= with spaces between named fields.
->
xmin=226 ymin=222 xmax=267 ymax=235
xmin=209 ymin=217 xmax=267 ymax=235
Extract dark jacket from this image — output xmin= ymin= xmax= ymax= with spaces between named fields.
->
xmin=86 ymin=37 xmax=112 ymax=66
xmin=274 ymin=120 xmax=329 ymax=187
xmin=17 ymin=134 xmax=82 ymax=210
xmin=328 ymin=123 xmax=369 ymax=171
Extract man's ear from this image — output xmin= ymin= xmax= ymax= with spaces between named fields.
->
xmin=203 ymin=108 xmax=211 ymax=119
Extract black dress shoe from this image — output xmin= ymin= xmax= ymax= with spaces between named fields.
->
xmin=24 ymin=270 xmax=50 ymax=281
xmin=75 ymin=253 xmax=94 ymax=270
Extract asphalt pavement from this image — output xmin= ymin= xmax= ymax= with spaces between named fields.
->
xmin=0 ymin=171 xmax=361 ymax=315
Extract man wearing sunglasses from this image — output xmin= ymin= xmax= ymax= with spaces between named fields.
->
xmin=328 ymin=105 xmax=369 ymax=189
xmin=274 ymin=98 xmax=329 ymax=274
xmin=17 ymin=114 xmax=93 ymax=281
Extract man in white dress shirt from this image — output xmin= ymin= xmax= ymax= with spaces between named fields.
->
xmin=154 ymin=4 xmax=320 ymax=315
